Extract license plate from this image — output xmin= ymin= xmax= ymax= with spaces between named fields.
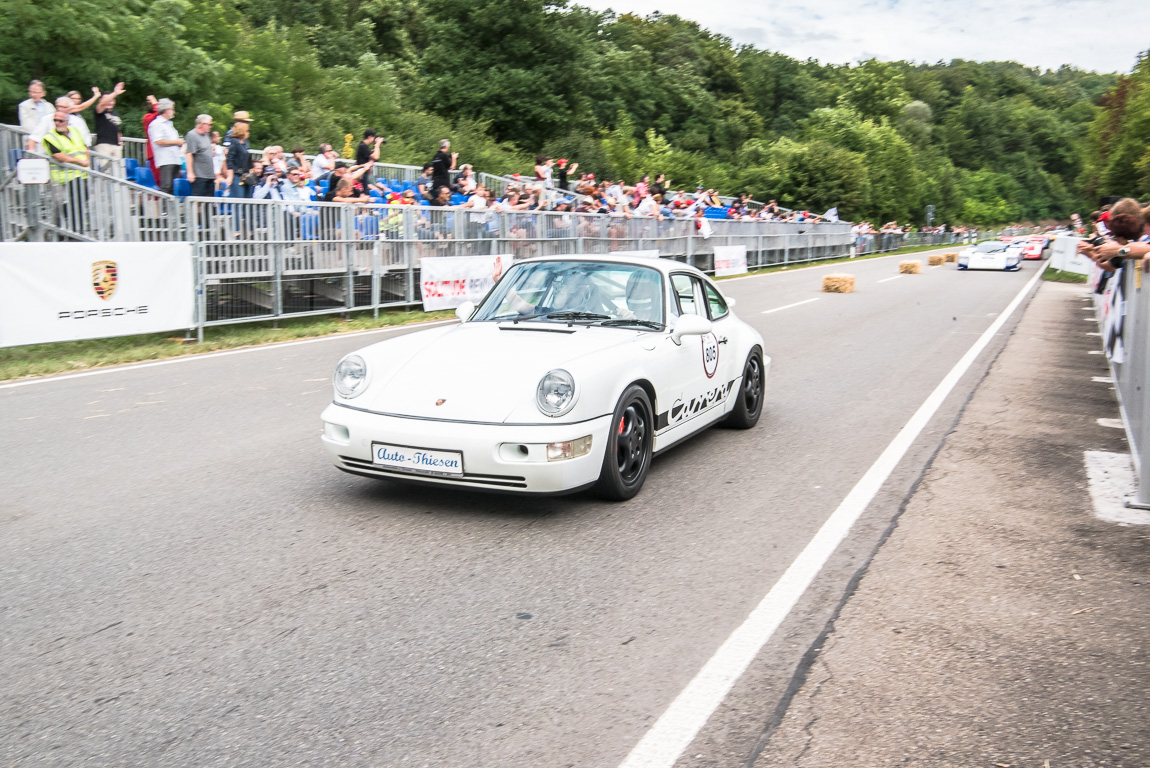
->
xmin=371 ymin=443 xmax=464 ymax=476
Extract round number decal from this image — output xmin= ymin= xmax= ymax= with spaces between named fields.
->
xmin=701 ymin=332 xmax=719 ymax=378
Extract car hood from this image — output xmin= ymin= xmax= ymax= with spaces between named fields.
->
xmin=360 ymin=321 xmax=640 ymax=422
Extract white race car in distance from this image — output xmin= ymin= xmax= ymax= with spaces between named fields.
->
xmin=957 ymin=240 xmax=1023 ymax=271
xmin=320 ymin=255 xmax=768 ymax=499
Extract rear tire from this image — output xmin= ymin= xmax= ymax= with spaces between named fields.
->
xmin=594 ymin=385 xmax=653 ymax=501
xmin=723 ymin=349 xmax=764 ymax=429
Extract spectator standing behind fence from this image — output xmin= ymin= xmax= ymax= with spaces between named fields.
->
xmin=18 ymin=80 xmax=53 ymax=133
xmin=148 ymin=99 xmax=183 ymax=195
xmin=142 ymin=95 xmax=160 ymax=184
xmin=27 ymin=97 xmax=91 ymax=151
xmin=92 ymin=82 xmax=125 ymax=175
xmin=41 ymin=111 xmax=89 ymax=223
xmin=355 ymin=130 xmax=383 ymax=171
xmin=223 ymin=119 xmax=252 ymax=198
xmin=184 ymin=114 xmax=215 ymax=197
xmin=431 ymin=139 xmax=457 ymax=197
xmin=65 ymin=88 xmax=100 ymax=142
xmin=555 ymin=159 xmax=577 ymax=191
xmin=211 ymin=131 xmax=226 ymax=191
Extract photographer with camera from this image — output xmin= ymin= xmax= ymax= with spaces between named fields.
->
xmin=1078 ymin=198 xmax=1150 ymax=271
xmin=355 ymin=130 xmax=385 ymax=173
xmin=252 ymin=165 xmax=285 ymax=201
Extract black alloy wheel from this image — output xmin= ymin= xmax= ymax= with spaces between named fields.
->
xmin=594 ymin=385 xmax=653 ymax=500
xmin=724 ymin=349 xmax=764 ymax=429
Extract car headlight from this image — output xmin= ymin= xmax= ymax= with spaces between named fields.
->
xmin=333 ymin=354 xmax=369 ymax=399
xmin=536 ymin=369 xmax=576 ymax=417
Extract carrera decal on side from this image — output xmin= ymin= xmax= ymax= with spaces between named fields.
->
xmin=656 ymin=378 xmax=738 ymax=430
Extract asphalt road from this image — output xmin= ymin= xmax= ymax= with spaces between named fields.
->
xmin=1 ymin=251 xmax=1044 ymax=767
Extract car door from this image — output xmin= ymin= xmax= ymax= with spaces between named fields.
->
xmin=701 ymin=279 xmax=742 ymax=413
xmin=655 ymin=272 xmax=729 ymax=442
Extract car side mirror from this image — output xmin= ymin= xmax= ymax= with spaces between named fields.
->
xmin=455 ymin=301 xmax=475 ymax=323
xmin=671 ymin=313 xmax=712 ymax=345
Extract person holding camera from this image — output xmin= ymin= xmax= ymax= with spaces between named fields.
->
xmin=356 ymin=130 xmax=385 ymax=173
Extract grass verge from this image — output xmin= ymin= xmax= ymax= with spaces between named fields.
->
xmin=0 ymin=308 xmax=455 ymax=383
xmin=1042 ymin=268 xmax=1088 ymax=284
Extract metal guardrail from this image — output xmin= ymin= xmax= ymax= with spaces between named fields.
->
xmin=1097 ymin=262 xmax=1150 ymax=508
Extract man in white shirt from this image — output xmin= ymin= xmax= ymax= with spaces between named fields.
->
xmin=310 ymin=144 xmax=338 ymax=180
xmin=27 ymin=97 xmax=92 ymax=151
xmin=18 ymin=80 xmax=54 ymax=133
xmin=147 ymin=99 xmax=184 ymax=195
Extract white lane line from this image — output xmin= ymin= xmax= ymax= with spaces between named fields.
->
xmin=0 ymin=320 xmax=457 ymax=390
xmin=617 ymin=260 xmax=1050 ymax=768
xmin=761 ymin=298 xmax=820 ymax=315
xmin=877 ymin=275 xmax=903 ymax=283
xmin=1093 ymin=376 xmax=1115 ymax=383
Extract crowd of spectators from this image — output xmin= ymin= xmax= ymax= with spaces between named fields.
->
xmin=17 ymin=79 xmax=851 ymax=229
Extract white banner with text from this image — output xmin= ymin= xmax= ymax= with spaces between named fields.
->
xmin=713 ymin=245 xmax=748 ymax=277
xmin=0 ymin=243 xmax=194 ymax=347
xmin=419 ymin=254 xmax=514 ymax=311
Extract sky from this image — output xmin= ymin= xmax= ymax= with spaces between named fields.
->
xmin=574 ymin=0 xmax=1150 ymax=74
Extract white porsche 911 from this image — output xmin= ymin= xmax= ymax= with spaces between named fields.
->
xmin=320 ymin=255 xmax=768 ymax=499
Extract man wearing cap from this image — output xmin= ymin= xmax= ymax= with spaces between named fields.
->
xmin=148 ymin=99 xmax=184 ymax=195
xmin=184 ymin=114 xmax=215 ymax=197
xmin=555 ymin=158 xmax=578 ymax=191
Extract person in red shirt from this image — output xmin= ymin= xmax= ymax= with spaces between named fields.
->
xmin=141 ymin=95 xmax=161 ymax=184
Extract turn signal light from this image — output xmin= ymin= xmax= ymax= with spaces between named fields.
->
xmin=546 ymin=435 xmax=593 ymax=461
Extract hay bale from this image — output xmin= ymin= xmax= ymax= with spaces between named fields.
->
xmin=822 ymin=273 xmax=856 ymax=293
xmin=944 ymin=252 xmax=958 ymax=263
xmin=928 ymin=254 xmax=945 ymax=266
xmin=899 ymin=260 xmax=922 ymax=274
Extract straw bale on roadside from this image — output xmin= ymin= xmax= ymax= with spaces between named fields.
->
xmin=822 ymin=273 xmax=856 ymax=293
xmin=899 ymin=260 xmax=922 ymax=274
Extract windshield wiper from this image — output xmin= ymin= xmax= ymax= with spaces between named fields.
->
xmin=545 ymin=311 xmax=611 ymax=321
xmin=598 ymin=318 xmax=664 ymax=330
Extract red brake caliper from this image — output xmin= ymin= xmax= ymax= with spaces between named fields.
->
xmin=618 ymin=416 xmax=625 ymax=435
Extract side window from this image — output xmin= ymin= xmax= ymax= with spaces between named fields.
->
xmin=671 ymin=274 xmax=697 ymax=315
xmin=704 ymin=282 xmax=728 ymax=320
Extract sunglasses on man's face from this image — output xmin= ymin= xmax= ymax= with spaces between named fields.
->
xmin=54 ymin=119 xmax=69 ymax=123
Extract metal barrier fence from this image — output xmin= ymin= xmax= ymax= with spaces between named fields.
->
xmin=5 ymin=153 xmax=184 ymax=242
xmin=184 ymin=196 xmax=853 ymax=334
xmin=1098 ymin=264 xmax=1150 ymax=508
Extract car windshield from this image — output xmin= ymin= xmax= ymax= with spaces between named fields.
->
xmin=975 ymin=241 xmax=1008 ymax=253
xmin=473 ymin=261 xmax=665 ymax=328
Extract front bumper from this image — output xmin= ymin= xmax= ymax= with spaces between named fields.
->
xmin=320 ymin=403 xmax=612 ymax=494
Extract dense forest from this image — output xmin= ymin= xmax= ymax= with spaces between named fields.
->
xmin=2 ymin=0 xmax=1143 ymax=224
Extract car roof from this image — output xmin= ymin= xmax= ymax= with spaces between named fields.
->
xmin=517 ymin=253 xmax=706 ymax=277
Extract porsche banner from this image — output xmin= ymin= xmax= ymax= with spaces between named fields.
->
xmin=0 ymin=243 xmax=194 ymax=347
xmin=419 ymin=254 xmax=514 ymax=311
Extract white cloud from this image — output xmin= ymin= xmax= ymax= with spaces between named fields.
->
xmin=576 ymin=0 xmax=1150 ymax=73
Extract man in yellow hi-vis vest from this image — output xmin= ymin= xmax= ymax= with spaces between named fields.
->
xmin=41 ymin=110 xmax=90 ymax=230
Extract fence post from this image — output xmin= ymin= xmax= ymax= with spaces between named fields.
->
xmin=404 ymin=207 xmax=415 ymax=303
xmin=271 ymin=204 xmax=284 ymax=320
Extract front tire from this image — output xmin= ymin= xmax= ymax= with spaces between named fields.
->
xmin=723 ymin=349 xmax=764 ymax=429
xmin=594 ymin=385 xmax=653 ymax=501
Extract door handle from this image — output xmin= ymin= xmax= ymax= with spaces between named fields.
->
xmin=717 ymin=336 xmax=728 ymax=345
